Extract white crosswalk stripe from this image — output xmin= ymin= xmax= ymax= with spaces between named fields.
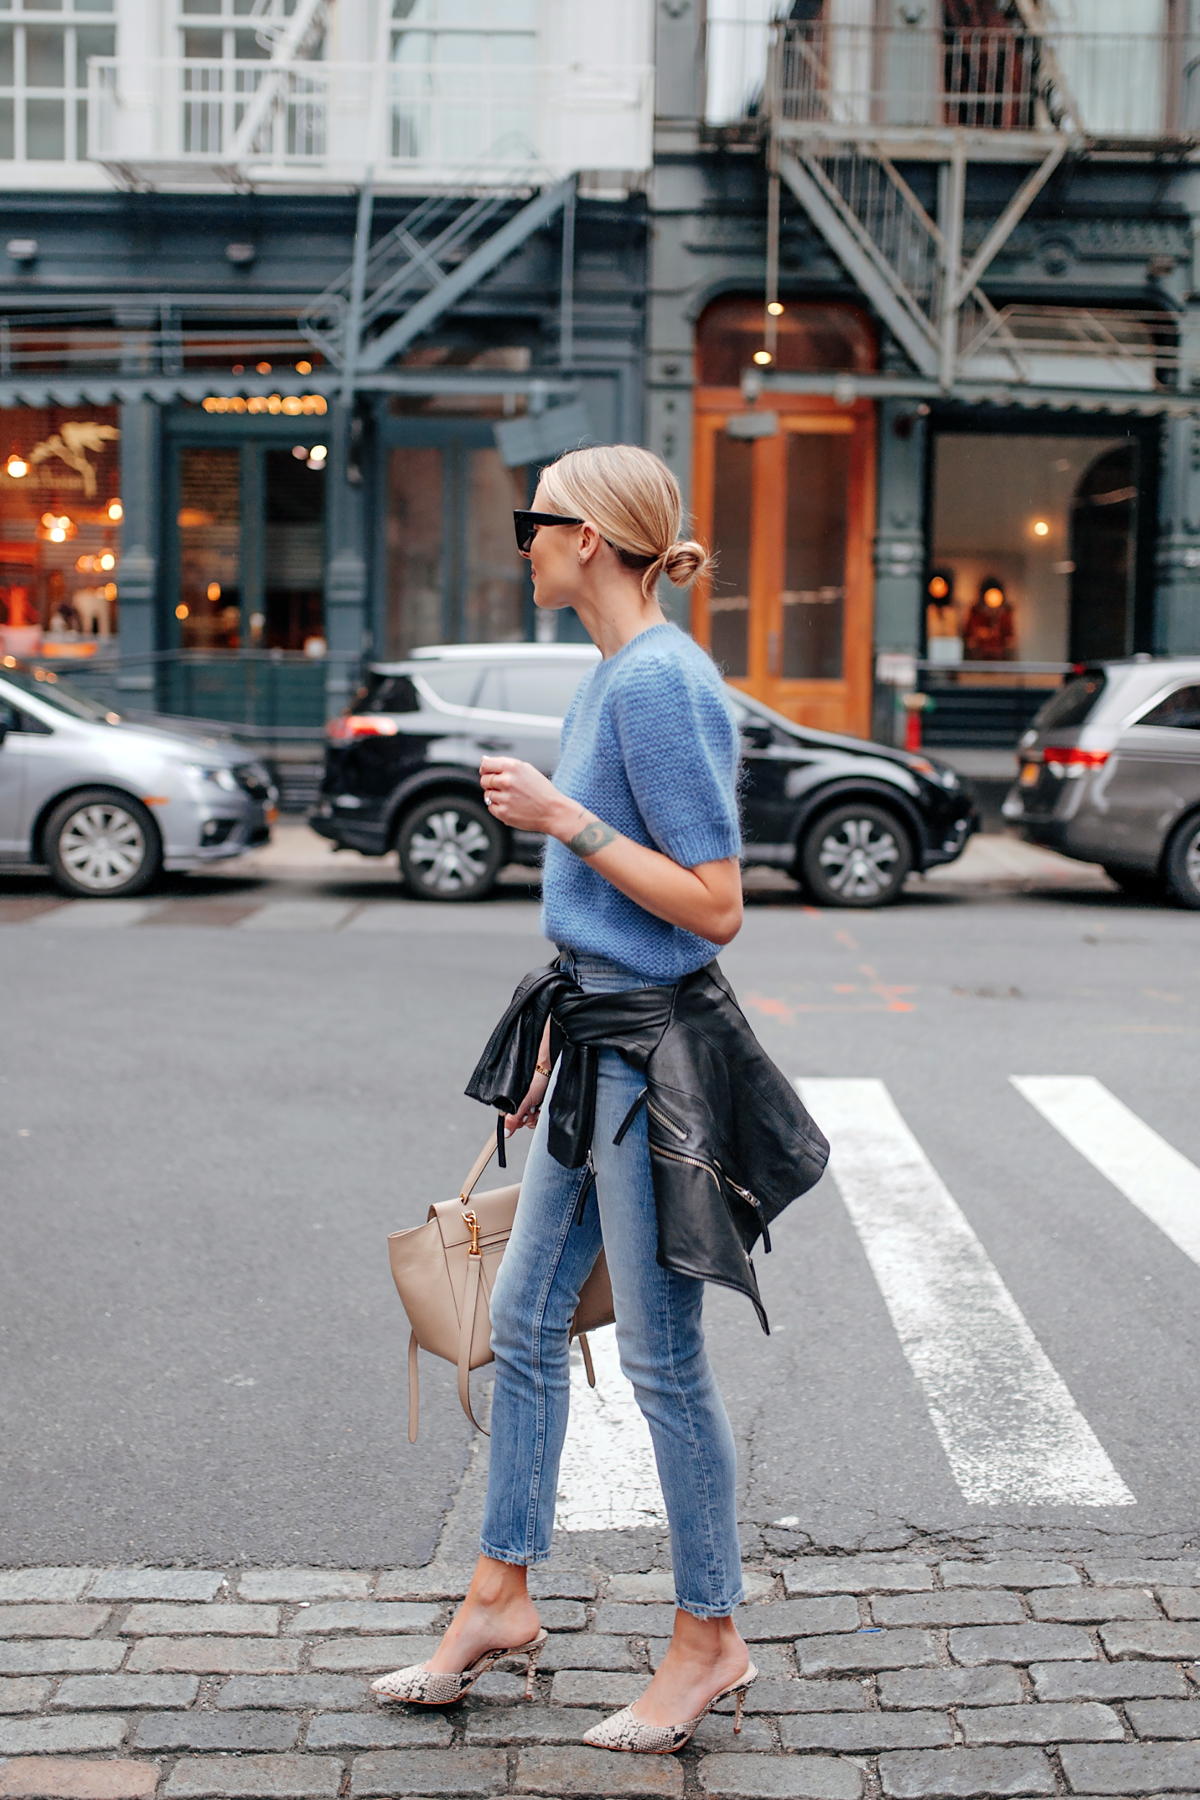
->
xmin=798 ymin=1077 xmax=1134 ymax=1508
xmin=556 ymin=1335 xmax=665 ymax=1533
xmin=33 ymin=899 xmax=158 ymax=928
xmin=1012 ymin=1075 xmax=1200 ymax=1270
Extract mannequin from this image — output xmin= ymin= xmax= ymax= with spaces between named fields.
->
xmin=963 ymin=579 xmax=1016 ymax=661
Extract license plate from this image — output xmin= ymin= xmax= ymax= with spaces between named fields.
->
xmin=1019 ymin=762 xmax=1040 ymax=787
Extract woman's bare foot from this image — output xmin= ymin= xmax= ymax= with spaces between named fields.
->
xmin=629 ymin=1609 xmax=749 ymax=1727
xmin=426 ymin=1554 xmax=541 ymax=1674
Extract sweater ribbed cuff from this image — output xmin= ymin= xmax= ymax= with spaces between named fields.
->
xmin=662 ymin=823 xmax=742 ymax=870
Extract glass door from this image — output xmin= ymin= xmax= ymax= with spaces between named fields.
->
xmin=692 ymin=400 xmax=876 ymax=737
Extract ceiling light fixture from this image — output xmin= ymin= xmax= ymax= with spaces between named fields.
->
xmin=766 ymin=301 xmax=784 ymax=317
xmin=1033 ymin=519 xmax=1050 ymax=536
xmin=752 ymin=349 xmax=773 ymax=366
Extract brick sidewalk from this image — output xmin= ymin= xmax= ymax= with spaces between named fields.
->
xmin=2 ymin=1556 xmax=1199 ymax=1800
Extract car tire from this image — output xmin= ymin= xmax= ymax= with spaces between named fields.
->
xmin=396 ymin=793 xmax=506 ymax=901
xmin=1103 ymin=865 xmax=1165 ymax=903
xmin=44 ymin=788 xmax=162 ymax=899
xmin=799 ymin=801 xmax=912 ymax=908
xmin=1163 ymin=814 xmax=1200 ymax=910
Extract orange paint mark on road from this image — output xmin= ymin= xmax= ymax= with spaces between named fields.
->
xmin=746 ymin=992 xmax=795 ymax=1021
xmin=835 ymin=928 xmax=859 ymax=950
xmin=859 ymin=962 xmax=917 ymax=1012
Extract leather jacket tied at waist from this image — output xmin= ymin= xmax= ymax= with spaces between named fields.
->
xmin=465 ymin=959 xmax=830 ymax=1333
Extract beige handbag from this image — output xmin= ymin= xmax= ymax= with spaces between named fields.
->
xmin=389 ymin=1129 xmax=615 ymax=1442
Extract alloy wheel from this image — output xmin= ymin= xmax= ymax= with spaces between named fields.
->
xmin=406 ymin=808 xmax=495 ymax=895
xmin=816 ymin=816 xmax=902 ymax=902
xmin=58 ymin=803 xmax=148 ymax=894
xmin=1185 ymin=826 xmax=1200 ymax=897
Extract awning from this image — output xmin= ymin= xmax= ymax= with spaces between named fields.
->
xmin=0 ymin=370 xmax=581 ymax=410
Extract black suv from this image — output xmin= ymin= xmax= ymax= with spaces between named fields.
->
xmin=311 ymin=644 xmax=977 ymax=907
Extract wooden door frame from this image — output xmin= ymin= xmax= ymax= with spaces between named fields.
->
xmin=692 ymin=390 xmax=877 ymax=738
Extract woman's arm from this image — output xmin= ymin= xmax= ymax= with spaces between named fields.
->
xmin=480 ymin=756 xmax=743 ymax=946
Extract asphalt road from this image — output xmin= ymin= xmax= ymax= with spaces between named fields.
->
xmin=3 ymin=851 xmax=1199 ymax=1568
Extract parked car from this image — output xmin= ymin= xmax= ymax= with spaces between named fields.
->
xmin=1002 ymin=656 xmax=1200 ymax=907
xmin=0 ymin=661 xmax=277 ymax=898
xmin=311 ymin=643 xmax=977 ymax=907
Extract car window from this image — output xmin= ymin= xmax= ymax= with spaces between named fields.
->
xmin=416 ymin=665 xmax=484 ymax=707
xmin=476 ymin=664 xmax=590 ymax=718
xmin=0 ymin=695 xmax=18 ymax=731
xmin=1138 ymin=684 xmax=1200 ymax=731
xmin=1032 ymin=673 xmax=1107 ymax=732
xmin=362 ymin=674 xmax=420 ymax=715
xmin=0 ymin=667 xmax=115 ymax=722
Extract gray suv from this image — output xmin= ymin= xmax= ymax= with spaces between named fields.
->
xmin=0 ymin=661 xmax=277 ymax=898
xmin=1002 ymin=657 xmax=1200 ymax=906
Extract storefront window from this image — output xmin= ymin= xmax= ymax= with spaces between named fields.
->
xmin=696 ymin=296 xmax=875 ymax=388
xmin=929 ymin=430 xmax=1136 ymax=671
xmin=462 ymin=448 xmax=525 ymax=645
xmin=782 ymin=428 xmax=849 ymax=680
xmin=177 ymin=445 xmax=241 ymax=649
xmin=709 ymin=434 xmax=752 ymax=679
xmin=0 ymin=404 xmax=122 ymax=657
xmin=264 ymin=448 xmax=325 ymax=651
xmin=387 ymin=447 xmax=444 ymax=657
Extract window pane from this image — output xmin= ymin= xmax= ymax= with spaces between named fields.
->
xmin=25 ymin=28 xmax=65 ymax=84
xmin=387 ymin=446 xmax=443 ymax=657
xmin=782 ymin=430 xmax=849 ymax=681
xmin=476 ymin=663 xmax=587 ymax=718
xmin=75 ymin=25 xmax=114 ymax=84
xmin=362 ymin=673 xmax=419 ymax=714
xmin=417 ymin=664 xmax=483 ymax=706
xmin=708 ymin=433 xmax=752 ymax=679
xmin=73 ymin=1 xmax=115 ymax=14
xmin=24 ymin=0 xmax=63 ymax=11
xmin=0 ymin=27 xmax=13 ymax=84
xmin=182 ymin=0 xmax=222 ymax=12
xmin=264 ymin=448 xmax=325 ymax=651
xmin=461 ymin=448 xmax=525 ymax=644
xmin=183 ymin=28 xmax=223 ymax=57
xmin=1140 ymin=684 xmax=1200 ymax=731
xmin=26 ymin=97 xmax=65 ymax=157
xmin=234 ymin=29 xmax=270 ymax=58
xmin=0 ymin=98 xmax=12 ymax=157
xmin=178 ymin=446 xmax=241 ymax=649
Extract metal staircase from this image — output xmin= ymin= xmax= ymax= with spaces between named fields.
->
xmin=762 ymin=9 xmax=1191 ymax=394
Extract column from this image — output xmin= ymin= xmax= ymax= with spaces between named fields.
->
xmin=115 ymin=398 xmax=160 ymax=697
xmin=1155 ymin=310 xmax=1200 ymax=654
xmin=872 ymin=399 xmax=927 ymax=740
xmin=323 ymin=398 xmax=368 ymax=717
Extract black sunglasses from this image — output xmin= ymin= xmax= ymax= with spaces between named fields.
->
xmin=513 ymin=509 xmax=584 ymax=555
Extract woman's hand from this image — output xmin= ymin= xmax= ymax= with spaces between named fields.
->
xmin=480 ymin=756 xmax=580 ymax=837
xmin=504 ymin=1019 xmax=554 ymax=1136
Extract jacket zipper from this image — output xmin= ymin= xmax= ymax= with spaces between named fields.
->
xmin=646 ymin=1098 xmax=688 ymax=1140
xmin=728 ymin=1178 xmax=772 ymax=1254
xmin=651 ymin=1142 xmax=773 ymax=1259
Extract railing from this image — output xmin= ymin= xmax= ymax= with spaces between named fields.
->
xmin=768 ymin=22 xmax=1200 ymax=141
xmin=35 ymin=646 xmax=360 ymax=733
xmin=959 ymin=306 xmax=1182 ymax=389
xmin=86 ymin=57 xmax=653 ymax=182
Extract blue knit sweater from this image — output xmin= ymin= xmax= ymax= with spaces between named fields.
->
xmin=541 ymin=623 xmax=741 ymax=981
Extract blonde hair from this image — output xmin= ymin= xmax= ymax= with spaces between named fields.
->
xmin=539 ymin=444 xmax=712 ymax=601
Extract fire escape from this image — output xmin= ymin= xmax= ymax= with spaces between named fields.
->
xmin=757 ymin=3 xmax=1199 ymax=401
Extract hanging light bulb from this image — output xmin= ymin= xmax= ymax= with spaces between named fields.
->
xmin=107 ymin=499 xmax=123 ymax=522
xmin=752 ymin=349 xmax=773 ymax=366
xmin=6 ymin=451 xmax=28 ymax=479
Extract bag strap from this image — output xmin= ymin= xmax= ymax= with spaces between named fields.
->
xmin=460 ymin=1127 xmax=504 ymax=1205
xmin=407 ymin=1330 xmax=420 ymax=1444
xmin=577 ymin=1331 xmax=596 ymax=1389
xmin=457 ymin=1249 xmax=491 ymax=1436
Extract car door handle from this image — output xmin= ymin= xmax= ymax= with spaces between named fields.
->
xmin=476 ymin=738 xmax=514 ymax=752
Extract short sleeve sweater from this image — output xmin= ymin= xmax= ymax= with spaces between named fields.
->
xmin=541 ymin=623 xmax=741 ymax=981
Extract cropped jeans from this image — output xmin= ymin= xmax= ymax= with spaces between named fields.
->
xmin=480 ymin=950 xmax=744 ymax=1619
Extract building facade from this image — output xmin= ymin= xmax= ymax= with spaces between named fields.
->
xmin=3 ymin=0 xmax=1200 ymax=758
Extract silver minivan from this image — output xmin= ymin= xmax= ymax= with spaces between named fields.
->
xmin=0 ymin=661 xmax=276 ymax=898
xmin=1002 ymin=657 xmax=1200 ymax=906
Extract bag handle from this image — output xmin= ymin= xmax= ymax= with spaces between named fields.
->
xmin=460 ymin=1121 xmax=507 ymax=1206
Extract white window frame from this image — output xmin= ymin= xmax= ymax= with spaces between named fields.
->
xmin=0 ymin=0 xmax=118 ymax=164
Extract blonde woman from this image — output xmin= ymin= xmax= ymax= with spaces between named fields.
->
xmin=372 ymin=446 xmax=827 ymax=1753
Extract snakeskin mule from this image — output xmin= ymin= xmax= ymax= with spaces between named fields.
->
xmin=370 ymin=1628 xmax=548 ymax=1707
xmin=582 ymin=1662 xmax=757 ymax=1754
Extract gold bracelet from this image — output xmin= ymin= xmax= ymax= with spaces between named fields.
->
xmin=535 ymin=1060 xmax=553 ymax=1077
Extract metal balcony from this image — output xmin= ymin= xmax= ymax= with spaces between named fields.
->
xmin=86 ymin=55 xmax=653 ymax=191
xmin=767 ymin=21 xmax=1200 ymax=156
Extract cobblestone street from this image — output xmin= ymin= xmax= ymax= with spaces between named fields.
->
xmin=3 ymin=1557 xmax=1200 ymax=1800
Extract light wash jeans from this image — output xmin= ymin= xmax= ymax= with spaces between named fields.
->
xmin=479 ymin=950 xmax=744 ymax=1619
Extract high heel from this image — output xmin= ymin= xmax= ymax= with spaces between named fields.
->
xmin=582 ymin=1662 xmax=757 ymax=1755
xmin=370 ymin=1628 xmax=548 ymax=1707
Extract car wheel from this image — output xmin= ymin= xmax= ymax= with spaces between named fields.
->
xmin=44 ymin=788 xmax=162 ymax=899
xmin=799 ymin=801 xmax=912 ymax=908
xmin=1103 ymin=865 xmax=1165 ymax=903
xmin=396 ymin=794 xmax=505 ymax=901
xmin=1164 ymin=814 xmax=1200 ymax=910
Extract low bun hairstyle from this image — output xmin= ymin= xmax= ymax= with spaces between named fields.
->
xmin=538 ymin=444 xmax=712 ymax=602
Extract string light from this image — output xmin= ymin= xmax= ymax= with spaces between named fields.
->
xmin=6 ymin=452 xmax=28 ymax=478
xmin=107 ymin=499 xmax=123 ymax=522
xmin=752 ymin=350 xmax=773 ymax=366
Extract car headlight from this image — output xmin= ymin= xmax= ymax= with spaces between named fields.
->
xmin=187 ymin=764 xmax=238 ymax=792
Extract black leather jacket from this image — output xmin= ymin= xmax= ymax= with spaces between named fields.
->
xmin=466 ymin=959 xmax=830 ymax=1332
